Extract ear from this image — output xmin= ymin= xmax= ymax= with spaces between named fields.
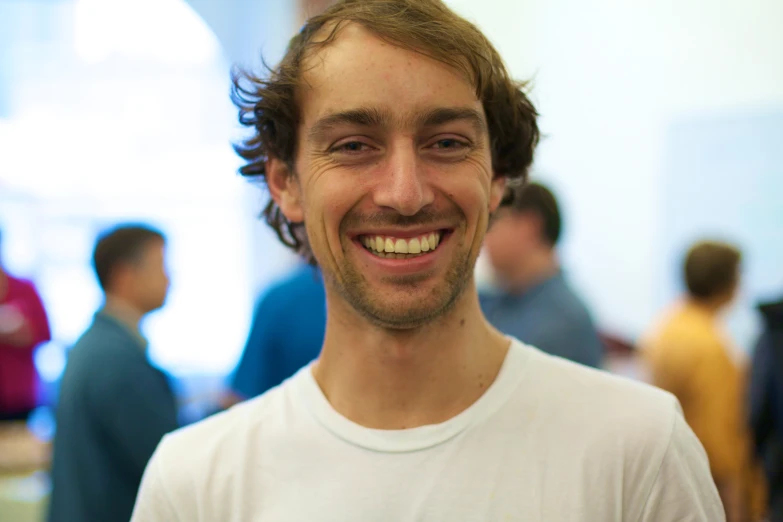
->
xmin=520 ymin=211 xmax=544 ymax=241
xmin=108 ymin=262 xmax=133 ymax=294
xmin=266 ymin=157 xmax=304 ymax=223
xmin=488 ymin=176 xmax=506 ymax=213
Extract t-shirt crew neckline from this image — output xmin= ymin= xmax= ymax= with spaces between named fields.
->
xmin=294 ymin=338 xmax=531 ymax=453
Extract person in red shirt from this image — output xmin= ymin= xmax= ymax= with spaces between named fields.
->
xmin=0 ymin=235 xmax=52 ymax=421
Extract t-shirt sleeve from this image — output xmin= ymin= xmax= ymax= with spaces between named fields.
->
xmin=645 ymin=337 xmax=744 ymax=482
xmin=131 ymin=441 xmax=182 ymax=522
xmin=639 ymin=410 xmax=725 ymax=521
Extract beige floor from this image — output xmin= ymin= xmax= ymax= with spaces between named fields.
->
xmin=0 ymin=473 xmax=48 ymax=522
xmin=0 ymin=424 xmax=50 ymax=522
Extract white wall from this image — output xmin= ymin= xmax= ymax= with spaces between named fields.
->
xmin=448 ymin=0 xmax=783 ymax=342
xmin=0 ymin=0 xmax=261 ymax=376
xmin=186 ymin=0 xmax=303 ymax=298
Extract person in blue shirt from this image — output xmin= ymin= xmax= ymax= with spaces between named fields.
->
xmin=749 ymin=296 xmax=783 ymax=521
xmin=481 ymin=182 xmax=604 ymax=368
xmin=229 ymin=263 xmax=326 ymax=402
xmin=48 ymin=224 xmax=178 ymax=522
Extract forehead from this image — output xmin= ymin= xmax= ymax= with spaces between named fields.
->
xmin=298 ymin=23 xmax=483 ymax=128
xmin=136 ymin=239 xmax=164 ymax=262
xmin=494 ymin=207 xmax=533 ymax=223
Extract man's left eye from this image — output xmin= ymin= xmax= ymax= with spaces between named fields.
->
xmin=332 ymin=141 xmax=370 ymax=153
xmin=432 ymin=139 xmax=467 ymax=150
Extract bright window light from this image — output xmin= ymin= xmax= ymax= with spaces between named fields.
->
xmin=74 ymin=0 xmax=220 ymax=66
xmin=1 ymin=0 xmax=255 ymax=378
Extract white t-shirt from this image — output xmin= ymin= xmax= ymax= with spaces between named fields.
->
xmin=131 ymin=339 xmax=724 ymax=521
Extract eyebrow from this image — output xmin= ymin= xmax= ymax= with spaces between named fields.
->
xmin=307 ymin=106 xmax=488 ymax=141
xmin=308 ymin=108 xmax=388 ymax=141
xmin=415 ymin=107 xmax=488 ymax=136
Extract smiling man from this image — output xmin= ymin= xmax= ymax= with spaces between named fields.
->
xmin=132 ymin=1 xmax=723 ymax=520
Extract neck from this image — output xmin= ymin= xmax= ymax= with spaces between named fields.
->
xmin=314 ymin=280 xmax=509 ymax=430
xmin=501 ymin=248 xmax=559 ymax=293
xmin=103 ymin=294 xmax=144 ymax=332
xmin=686 ymin=296 xmax=728 ymax=318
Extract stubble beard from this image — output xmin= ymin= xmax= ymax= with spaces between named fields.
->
xmin=328 ymin=237 xmax=476 ymax=330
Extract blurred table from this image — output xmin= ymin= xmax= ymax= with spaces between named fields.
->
xmin=0 ymin=423 xmax=50 ymax=522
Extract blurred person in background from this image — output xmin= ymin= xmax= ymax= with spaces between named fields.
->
xmin=48 ymin=224 xmax=178 ymax=522
xmin=642 ymin=240 xmax=750 ymax=522
xmin=132 ymin=1 xmax=721 ymax=520
xmin=223 ymin=262 xmax=326 ymax=407
xmin=481 ymin=182 xmax=604 ymax=368
xmin=0 ymin=228 xmax=52 ymax=422
xmin=749 ymin=294 xmax=783 ymax=521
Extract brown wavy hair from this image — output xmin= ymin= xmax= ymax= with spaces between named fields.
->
xmin=684 ymin=240 xmax=742 ymax=301
xmin=232 ymin=0 xmax=540 ymax=263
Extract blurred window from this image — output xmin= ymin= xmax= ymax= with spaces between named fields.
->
xmin=0 ymin=0 xmax=253 ymax=388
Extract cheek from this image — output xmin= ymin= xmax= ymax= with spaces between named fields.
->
xmin=160 ymin=271 xmax=170 ymax=291
xmin=144 ymin=267 xmax=167 ymax=295
xmin=488 ymin=242 xmax=514 ymax=267
xmin=435 ymin=170 xmax=493 ymax=221
xmin=302 ymin=174 xmax=366 ymax=255
xmin=309 ymin=187 xmax=353 ymax=229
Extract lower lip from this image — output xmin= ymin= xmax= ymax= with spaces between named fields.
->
xmin=353 ymin=232 xmax=451 ymax=274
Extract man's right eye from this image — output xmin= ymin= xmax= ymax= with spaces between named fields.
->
xmin=330 ymin=141 xmax=371 ymax=153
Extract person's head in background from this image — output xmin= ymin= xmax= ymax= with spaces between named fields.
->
xmin=683 ymin=240 xmax=742 ymax=315
xmin=93 ymin=225 xmax=170 ymax=318
xmin=483 ymin=182 xmax=561 ymax=291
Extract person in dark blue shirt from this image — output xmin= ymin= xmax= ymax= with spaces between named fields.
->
xmin=749 ymin=296 xmax=783 ymax=521
xmin=49 ymin=224 xmax=178 ymax=522
xmin=481 ymin=182 xmax=604 ymax=368
xmin=229 ymin=264 xmax=326 ymax=401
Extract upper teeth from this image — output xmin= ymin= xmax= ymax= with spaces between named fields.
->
xmin=361 ymin=232 xmax=441 ymax=254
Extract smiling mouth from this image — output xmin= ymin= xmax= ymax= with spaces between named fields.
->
xmin=358 ymin=231 xmax=446 ymax=259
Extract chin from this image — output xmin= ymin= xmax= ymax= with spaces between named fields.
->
xmin=145 ymin=300 xmax=167 ymax=315
xmin=332 ymin=240 xmax=476 ymax=328
xmin=361 ymin=304 xmax=450 ymax=330
xmin=352 ymin=280 xmax=470 ymax=330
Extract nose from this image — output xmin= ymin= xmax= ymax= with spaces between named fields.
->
xmin=372 ymin=140 xmax=435 ymax=216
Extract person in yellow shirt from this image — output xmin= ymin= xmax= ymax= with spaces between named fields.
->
xmin=642 ymin=240 xmax=747 ymax=521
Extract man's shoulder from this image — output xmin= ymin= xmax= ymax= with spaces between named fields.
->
xmin=150 ymin=384 xmax=295 ymax=483
xmin=512 ymin=345 xmax=716 ymax=519
xmin=161 ymin=399 xmax=258 ymax=453
xmin=131 ymin=389 xmax=290 ymax=520
xmin=643 ymin=309 xmax=725 ymax=359
xmin=513 ymin=346 xmax=689 ymax=504
xmin=522 ymin=346 xmax=680 ymax=447
xmin=3 ymin=274 xmax=39 ymax=300
xmin=69 ymin=319 xmax=135 ymax=363
xmin=64 ymin=319 xmax=153 ymax=398
xmin=531 ymin=346 xmax=676 ymax=409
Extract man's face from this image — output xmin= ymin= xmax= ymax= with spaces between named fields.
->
xmin=128 ymin=240 xmax=170 ymax=314
xmin=271 ymin=24 xmax=504 ymax=329
xmin=720 ymin=268 xmax=742 ymax=310
xmin=483 ymin=210 xmax=538 ymax=280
